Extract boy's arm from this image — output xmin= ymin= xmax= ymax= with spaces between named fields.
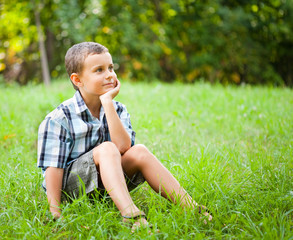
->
xmin=45 ymin=167 xmax=64 ymax=219
xmin=38 ymin=116 xmax=71 ymax=220
xmin=100 ymin=79 xmax=131 ymax=154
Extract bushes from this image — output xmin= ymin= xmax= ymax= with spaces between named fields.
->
xmin=0 ymin=0 xmax=292 ymax=86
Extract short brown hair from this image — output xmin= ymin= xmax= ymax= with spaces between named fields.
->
xmin=65 ymin=42 xmax=108 ymax=90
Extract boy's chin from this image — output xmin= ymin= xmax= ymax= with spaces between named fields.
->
xmin=101 ymin=87 xmax=114 ymax=94
xmin=105 ymin=87 xmax=114 ymax=92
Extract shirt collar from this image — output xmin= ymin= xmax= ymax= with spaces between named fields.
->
xmin=73 ymin=90 xmax=88 ymax=115
xmin=73 ymin=90 xmax=119 ymax=116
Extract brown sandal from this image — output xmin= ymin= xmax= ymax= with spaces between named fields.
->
xmin=122 ymin=211 xmax=152 ymax=232
xmin=197 ymin=205 xmax=213 ymax=223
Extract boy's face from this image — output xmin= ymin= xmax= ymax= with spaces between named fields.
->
xmin=76 ymin=52 xmax=117 ymax=98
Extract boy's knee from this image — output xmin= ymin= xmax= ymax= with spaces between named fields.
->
xmin=132 ymin=144 xmax=149 ymax=153
xmin=93 ymin=141 xmax=120 ymax=164
xmin=129 ymin=144 xmax=152 ymax=164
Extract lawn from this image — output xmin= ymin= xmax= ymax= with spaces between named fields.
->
xmin=0 ymin=80 xmax=292 ymax=239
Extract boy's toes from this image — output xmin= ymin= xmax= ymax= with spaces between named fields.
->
xmin=198 ymin=205 xmax=212 ymax=223
xmin=203 ymin=211 xmax=213 ymax=221
xmin=130 ymin=218 xmax=158 ymax=235
xmin=130 ymin=218 xmax=149 ymax=233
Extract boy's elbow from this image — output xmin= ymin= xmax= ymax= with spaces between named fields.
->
xmin=117 ymin=141 xmax=131 ymax=154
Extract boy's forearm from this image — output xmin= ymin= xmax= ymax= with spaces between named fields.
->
xmin=45 ymin=167 xmax=64 ymax=219
xmin=101 ymin=99 xmax=131 ymax=153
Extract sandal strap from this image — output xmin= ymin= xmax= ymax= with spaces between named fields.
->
xmin=122 ymin=211 xmax=146 ymax=220
xmin=198 ymin=206 xmax=211 ymax=215
xmin=198 ymin=206 xmax=202 ymax=214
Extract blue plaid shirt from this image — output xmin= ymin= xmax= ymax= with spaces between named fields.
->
xmin=37 ymin=90 xmax=135 ymax=172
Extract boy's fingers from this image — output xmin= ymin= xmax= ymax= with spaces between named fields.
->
xmin=100 ymin=79 xmax=120 ymax=101
xmin=115 ymin=79 xmax=121 ymax=89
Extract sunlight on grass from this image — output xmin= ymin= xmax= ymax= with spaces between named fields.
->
xmin=0 ymin=80 xmax=292 ymax=239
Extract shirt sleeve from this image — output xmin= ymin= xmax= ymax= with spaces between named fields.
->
xmin=117 ymin=103 xmax=136 ymax=146
xmin=37 ymin=117 xmax=72 ymax=171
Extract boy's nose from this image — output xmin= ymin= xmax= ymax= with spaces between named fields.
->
xmin=106 ymin=70 xmax=116 ymax=79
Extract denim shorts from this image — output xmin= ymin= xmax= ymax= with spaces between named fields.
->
xmin=42 ymin=149 xmax=145 ymax=202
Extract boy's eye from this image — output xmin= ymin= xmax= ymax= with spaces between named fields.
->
xmin=109 ymin=66 xmax=114 ymax=71
xmin=96 ymin=68 xmax=103 ymax=72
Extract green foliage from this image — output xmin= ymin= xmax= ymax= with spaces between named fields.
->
xmin=0 ymin=0 xmax=293 ymax=85
xmin=0 ymin=81 xmax=292 ymax=238
xmin=0 ymin=1 xmax=38 ymax=84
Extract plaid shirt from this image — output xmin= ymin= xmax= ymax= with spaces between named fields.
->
xmin=37 ymin=90 xmax=135 ymax=172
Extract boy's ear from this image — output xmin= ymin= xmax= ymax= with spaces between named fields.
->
xmin=70 ymin=73 xmax=83 ymax=88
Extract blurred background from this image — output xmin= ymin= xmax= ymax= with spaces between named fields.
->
xmin=0 ymin=0 xmax=292 ymax=86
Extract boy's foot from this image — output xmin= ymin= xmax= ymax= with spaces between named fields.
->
xmin=122 ymin=211 xmax=153 ymax=233
xmin=196 ymin=204 xmax=212 ymax=223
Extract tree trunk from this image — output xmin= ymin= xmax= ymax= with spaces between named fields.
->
xmin=34 ymin=8 xmax=51 ymax=86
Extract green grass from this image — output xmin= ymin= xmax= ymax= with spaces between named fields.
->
xmin=0 ymin=80 xmax=292 ymax=239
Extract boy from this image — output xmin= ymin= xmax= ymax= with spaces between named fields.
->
xmin=37 ymin=42 xmax=211 ymax=229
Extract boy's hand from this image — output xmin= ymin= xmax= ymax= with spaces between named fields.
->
xmin=100 ymin=78 xmax=121 ymax=103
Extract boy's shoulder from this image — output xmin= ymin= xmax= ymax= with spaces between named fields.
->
xmin=113 ymin=100 xmax=125 ymax=108
xmin=112 ymin=100 xmax=128 ymax=113
xmin=42 ymin=96 xmax=76 ymax=123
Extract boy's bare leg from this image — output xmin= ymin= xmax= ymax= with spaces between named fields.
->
xmin=122 ymin=144 xmax=212 ymax=220
xmin=93 ymin=141 xmax=143 ymax=217
xmin=121 ymin=144 xmax=193 ymax=206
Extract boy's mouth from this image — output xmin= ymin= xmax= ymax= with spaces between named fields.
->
xmin=103 ymin=83 xmax=114 ymax=86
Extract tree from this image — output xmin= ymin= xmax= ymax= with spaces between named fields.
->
xmin=0 ymin=0 xmax=292 ymax=86
xmin=34 ymin=2 xmax=50 ymax=85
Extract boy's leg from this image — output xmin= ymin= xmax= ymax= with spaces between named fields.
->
xmin=122 ymin=144 xmax=212 ymax=220
xmin=121 ymin=144 xmax=193 ymax=206
xmin=93 ymin=141 xmax=142 ymax=217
